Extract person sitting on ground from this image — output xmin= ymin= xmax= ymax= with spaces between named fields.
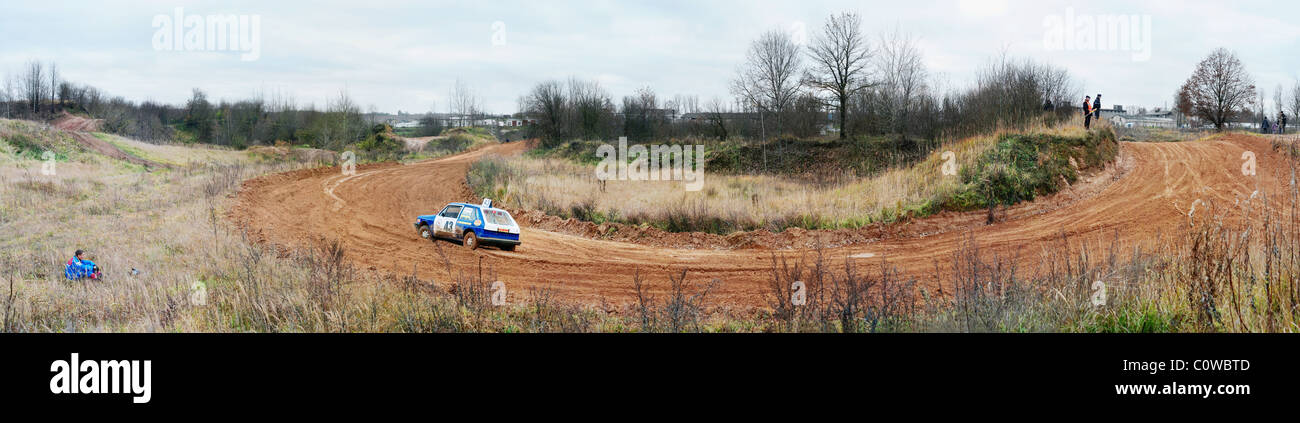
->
xmin=64 ymin=250 xmax=101 ymax=281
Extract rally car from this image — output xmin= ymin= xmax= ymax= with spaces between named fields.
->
xmin=413 ymin=199 xmax=520 ymax=251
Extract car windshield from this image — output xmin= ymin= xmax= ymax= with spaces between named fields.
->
xmin=441 ymin=205 xmax=462 ymax=218
xmin=484 ymin=209 xmax=516 ymax=226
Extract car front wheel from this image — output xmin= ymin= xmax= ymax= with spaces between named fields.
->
xmin=418 ymin=224 xmax=432 ymax=240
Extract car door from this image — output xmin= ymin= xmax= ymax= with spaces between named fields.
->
xmin=455 ymin=206 xmax=480 ymax=239
xmin=434 ymin=205 xmax=462 ymax=237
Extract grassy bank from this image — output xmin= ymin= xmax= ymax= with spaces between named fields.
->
xmin=469 ymin=119 xmax=1116 ymax=234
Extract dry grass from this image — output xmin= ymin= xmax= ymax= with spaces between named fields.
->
xmin=0 ymin=120 xmax=640 ymax=332
xmin=472 ymin=115 xmax=1096 ymax=233
xmin=94 ymin=132 xmax=248 ymax=166
xmin=8 ymin=117 xmax=1300 ymax=333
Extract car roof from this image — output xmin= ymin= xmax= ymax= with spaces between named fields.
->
xmin=442 ymin=203 xmax=514 ymax=217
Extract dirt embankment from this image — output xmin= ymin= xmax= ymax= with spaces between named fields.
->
xmin=229 ymin=134 xmax=1294 ymax=310
xmin=50 ymin=113 xmax=168 ymax=169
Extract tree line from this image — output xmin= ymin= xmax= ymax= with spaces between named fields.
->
xmin=520 ymin=11 xmax=1082 ymax=149
xmin=0 ymin=61 xmax=381 ymax=149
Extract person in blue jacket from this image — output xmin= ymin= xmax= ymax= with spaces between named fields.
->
xmin=64 ymin=250 xmax=101 ymax=280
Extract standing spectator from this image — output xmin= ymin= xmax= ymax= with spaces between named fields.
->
xmin=1282 ymin=111 xmax=1288 ymax=134
xmin=1093 ymin=94 xmax=1102 ymax=120
xmin=1083 ymin=96 xmax=1093 ymax=130
xmin=1262 ymin=116 xmax=1271 ymax=134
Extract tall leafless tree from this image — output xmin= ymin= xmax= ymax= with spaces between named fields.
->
xmin=526 ymin=80 xmax=567 ymax=145
xmin=1274 ymin=84 xmax=1284 ymax=121
xmin=1178 ymin=48 xmax=1256 ymax=130
xmin=22 ymin=61 xmax=45 ymax=117
xmin=0 ymin=73 xmax=13 ymax=119
xmin=1289 ymin=80 xmax=1300 ymax=123
xmin=876 ymin=28 xmax=927 ymax=141
xmin=449 ymin=78 xmax=481 ymax=127
xmin=732 ymin=28 xmax=803 ymax=142
xmin=47 ymin=63 xmax=59 ymax=115
xmin=566 ymin=77 xmax=612 ymax=140
xmin=803 ymin=12 xmax=873 ymax=140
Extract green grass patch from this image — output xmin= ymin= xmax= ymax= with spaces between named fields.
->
xmin=940 ymin=127 xmax=1118 ymax=211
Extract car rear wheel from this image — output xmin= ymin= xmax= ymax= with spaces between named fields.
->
xmin=463 ymin=232 xmax=478 ymax=250
xmin=418 ymin=224 xmax=432 ymax=240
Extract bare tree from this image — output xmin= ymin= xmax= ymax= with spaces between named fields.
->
xmin=566 ymin=77 xmax=613 ymax=140
xmin=876 ymin=28 xmax=928 ymax=141
xmin=449 ymin=79 xmax=481 ymax=127
xmin=22 ymin=61 xmax=44 ymax=117
xmin=732 ymin=28 xmax=803 ymax=141
xmin=704 ymin=97 xmax=730 ymax=141
xmin=0 ymin=73 xmax=13 ymax=119
xmin=803 ymin=12 xmax=873 ymax=140
xmin=1274 ymin=83 xmax=1285 ymax=121
xmin=1290 ymin=80 xmax=1300 ymax=124
xmin=525 ymin=80 xmax=567 ymax=145
xmin=48 ymin=63 xmax=59 ymax=115
xmin=1179 ymin=48 xmax=1256 ymax=130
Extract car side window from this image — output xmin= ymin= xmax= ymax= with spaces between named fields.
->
xmin=458 ymin=207 xmax=478 ymax=221
xmin=441 ymin=205 xmax=462 ymax=218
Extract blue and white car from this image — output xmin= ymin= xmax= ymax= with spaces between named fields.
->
xmin=414 ymin=199 xmax=521 ymax=250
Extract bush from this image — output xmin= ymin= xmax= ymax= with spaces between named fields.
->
xmin=423 ymin=133 xmax=475 ymax=155
xmin=945 ymin=127 xmax=1117 ymax=210
xmin=355 ymin=124 xmax=404 ymax=160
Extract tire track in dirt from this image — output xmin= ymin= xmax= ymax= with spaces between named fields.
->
xmin=229 ymin=134 xmax=1294 ymax=310
xmin=50 ymin=113 xmax=168 ymax=169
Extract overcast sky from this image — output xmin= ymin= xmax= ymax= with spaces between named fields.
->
xmin=2 ymin=0 xmax=1297 ymax=115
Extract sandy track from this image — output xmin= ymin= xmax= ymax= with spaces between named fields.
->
xmin=229 ymin=134 xmax=1292 ymax=309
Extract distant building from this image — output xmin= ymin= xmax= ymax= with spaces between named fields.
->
xmin=678 ymin=112 xmax=759 ymax=122
xmin=501 ymin=118 xmax=536 ymax=127
xmin=1109 ymin=107 xmax=1178 ymax=129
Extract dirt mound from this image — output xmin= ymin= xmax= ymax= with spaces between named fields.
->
xmin=50 ymin=113 xmax=102 ymax=132
xmin=229 ymin=133 xmax=1291 ymax=310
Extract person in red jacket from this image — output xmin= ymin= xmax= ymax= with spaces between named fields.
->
xmin=1083 ymin=96 xmax=1093 ymax=130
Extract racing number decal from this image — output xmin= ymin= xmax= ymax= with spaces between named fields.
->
xmin=444 ymin=221 xmax=454 ymax=232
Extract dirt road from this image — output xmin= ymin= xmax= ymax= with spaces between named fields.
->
xmin=51 ymin=114 xmax=168 ymax=169
xmin=229 ymin=134 xmax=1294 ymax=309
